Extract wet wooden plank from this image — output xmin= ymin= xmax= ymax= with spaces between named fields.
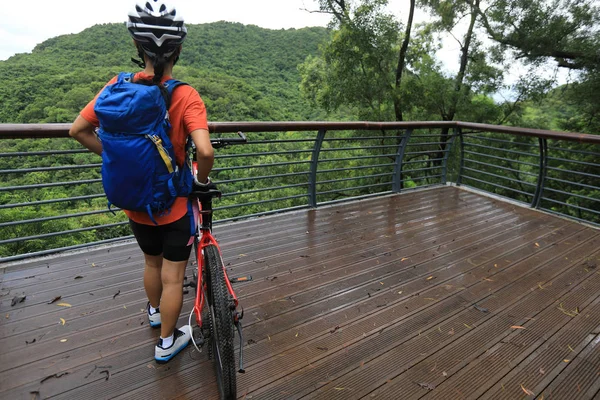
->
xmin=0 ymin=186 xmax=598 ymax=400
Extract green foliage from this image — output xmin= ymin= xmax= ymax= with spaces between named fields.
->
xmin=0 ymin=22 xmax=332 ymax=124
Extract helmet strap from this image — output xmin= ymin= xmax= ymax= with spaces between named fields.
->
xmin=131 ymin=44 xmax=147 ymax=69
xmin=131 ymin=57 xmax=146 ymax=69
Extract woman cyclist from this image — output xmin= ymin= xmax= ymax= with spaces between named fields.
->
xmin=69 ymin=0 xmax=214 ymax=363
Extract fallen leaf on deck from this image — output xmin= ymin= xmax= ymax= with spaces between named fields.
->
xmin=100 ymin=370 xmax=111 ymax=381
xmin=426 ymin=276 xmax=435 ymax=281
xmin=56 ymin=303 xmax=72 ymax=308
xmin=330 ymin=326 xmax=340 ymax=334
xmin=380 ymin=282 xmax=384 ymax=285
xmin=511 ymin=325 xmax=526 ymax=330
xmin=334 ymin=387 xmax=345 ymax=391
xmin=474 ymin=305 xmax=489 ymax=313
xmin=92 ymin=263 xmax=96 ymax=267
xmin=47 ymin=296 xmax=62 ymax=304
xmin=483 ymin=278 xmax=493 ymax=282
xmin=113 ymin=291 xmax=120 ymax=299
xmin=568 ymin=345 xmax=575 ymax=352
xmin=26 ymin=338 xmax=36 ymax=345
xmin=564 ymin=359 xmax=570 ymax=363
xmin=295 ymin=332 xmax=298 ymax=337
xmin=401 ymin=258 xmax=409 ymax=262
xmin=448 ymin=328 xmax=455 ymax=335
xmin=398 ymin=291 xmax=403 ymax=295
xmin=74 ymin=276 xmax=84 ymax=279
xmin=539 ymin=367 xmax=545 ymax=375
xmin=535 ymin=243 xmax=540 ymax=247
xmin=520 ymin=384 xmax=534 ymax=396
xmin=11 ymin=295 xmax=26 ymax=306
xmin=40 ymin=372 xmax=69 ymax=384
xmin=442 ymin=371 xmax=447 ymax=377
xmin=558 ymin=303 xmax=579 ymax=317
xmin=464 ymin=323 xmax=472 ymax=329
xmin=60 ymin=318 xmax=66 ymax=326
xmin=60 ymin=339 xmax=67 ymax=343
xmin=416 ymin=382 xmax=436 ymax=391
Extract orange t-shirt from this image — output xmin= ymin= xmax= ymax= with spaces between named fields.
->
xmin=80 ymin=72 xmax=209 ymax=225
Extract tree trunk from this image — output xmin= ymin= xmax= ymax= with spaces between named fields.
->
xmin=394 ymin=0 xmax=416 ymax=122
xmin=434 ymin=0 xmax=479 ymax=168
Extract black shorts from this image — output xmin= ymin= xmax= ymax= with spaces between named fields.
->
xmin=129 ymin=215 xmax=193 ymax=262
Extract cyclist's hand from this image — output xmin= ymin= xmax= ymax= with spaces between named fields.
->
xmin=192 ymin=177 xmax=218 ymax=193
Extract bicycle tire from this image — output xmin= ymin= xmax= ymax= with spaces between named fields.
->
xmin=205 ymin=244 xmax=237 ymax=399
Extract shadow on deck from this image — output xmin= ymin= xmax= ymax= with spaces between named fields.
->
xmin=1 ymin=186 xmax=599 ymax=400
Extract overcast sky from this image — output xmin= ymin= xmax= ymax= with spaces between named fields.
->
xmin=1 ymin=0 xmax=567 ymax=92
xmin=0 ymin=0 xmax=430 ymax=61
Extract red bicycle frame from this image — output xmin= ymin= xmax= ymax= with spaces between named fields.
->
xmin=191 ymin=161 xmax=239 ymax=329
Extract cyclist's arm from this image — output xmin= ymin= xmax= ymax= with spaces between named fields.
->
xmin=69 ymin=115 xmax=103 ymax=156
xmin=190 ymin=128 xmax=214 ymax=183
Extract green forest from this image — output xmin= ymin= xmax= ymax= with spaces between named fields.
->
xmin=1 ymin=0 xmax=599 ymax=258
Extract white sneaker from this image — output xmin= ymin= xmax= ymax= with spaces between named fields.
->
xmin=147 ymin=302 xmax=161 ymax=328
xmin=154 ymin=325 xmax=191 ymax=364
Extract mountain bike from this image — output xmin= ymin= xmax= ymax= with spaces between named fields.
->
xmin=184 ymin=132 xmax=250 ymax=399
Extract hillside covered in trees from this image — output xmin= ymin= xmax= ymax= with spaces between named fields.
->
xmin=0 ymin=21 xmax=331 ymax=124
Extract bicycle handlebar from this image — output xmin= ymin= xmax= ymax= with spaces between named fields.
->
xmin=210 ymin=131 xmax=247 ymax=149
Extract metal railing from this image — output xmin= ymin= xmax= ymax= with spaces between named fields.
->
xmin=1 ymin=121 xmax=599 ymax=262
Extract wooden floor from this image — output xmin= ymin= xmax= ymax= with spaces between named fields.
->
xmin=1 ymin=186 xmax=600 ymax=400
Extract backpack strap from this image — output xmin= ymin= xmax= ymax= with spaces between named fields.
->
xmin=164 ymin=79 xmax=188 ymax=97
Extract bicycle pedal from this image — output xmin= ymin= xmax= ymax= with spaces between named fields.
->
xmin=230 ymin=275 xmax=252 ymax=284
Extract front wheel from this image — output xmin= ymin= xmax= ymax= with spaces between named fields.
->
xmin=205 ymin=244 xmax=237 ymax=399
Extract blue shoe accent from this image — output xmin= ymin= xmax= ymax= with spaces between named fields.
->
xmin=147 ymin=302 xmax=161 ymax=328
xmin=155 ymin=325 xmax=191 ymax=364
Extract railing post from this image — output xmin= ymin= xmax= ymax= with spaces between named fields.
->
xmin=441 ymin=128 xmax=458 ymax=185
xmin=531 ymin=137 xmax=548 ymax=208
xmin=456 ymin=128 xmax=464 ymax=186
xmin=308 ymin=129 xmax=326 ymax=208
xmin=392 ymin=129 xmax=412 ymax=193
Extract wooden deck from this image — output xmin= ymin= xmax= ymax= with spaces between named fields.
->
xmin=1 ymin=186 xmax=600 ymax=400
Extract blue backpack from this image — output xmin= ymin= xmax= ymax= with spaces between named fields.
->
xmin=94 ymin=72 xmax=193 ymax=224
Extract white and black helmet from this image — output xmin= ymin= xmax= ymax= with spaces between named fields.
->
xmin=127 ymin=1 xmax=187 ymax=58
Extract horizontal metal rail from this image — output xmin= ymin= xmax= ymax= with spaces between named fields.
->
xmin=0 ymin=163 xmax=101 ymax=175
xmin=220 ymin=183 xmax=309 ymax=198
xmin=0 ymin=149 xmax=90 ymax=157
xmin=544 ymin=176 xmax=600 ymax=191
xmin=461 ymin=175 xmax=534 ymax=198
xmin=1 ymin=121 xmax=599 ymax=261
xmin=215 ymin=194 xmax=308 ymax=210
xmin=317 ymin=181 xmax=393 ymax=196
xmin=0 ymin=208 xmax=119 ymax=228
xmin=465 ymin=142 xmax=539 ymax=158
xmin=316 ymin=172 xmax=394 ymax=185
xmin=0 ymin=222 xmax=129 ymax=245
xmin=463 ymin=167 xmax=537 ymax=188
xmin=0 ymin=178 xmax=102 ymax=192
xmin=464 ymin=150 xmax=539 ymax=168
xmin=0 ymin=194 xmax=106 ymax=210
xmin=467 ymin=135 xmax=538 ymax=148
xmin=541 ymin=197 xmax=600 ymax=216
xmin=464 ymin=159 xmax=538 ymax=177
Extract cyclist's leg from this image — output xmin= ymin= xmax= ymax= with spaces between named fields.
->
xmin=129 ymin=219 xmax=164 ymax=316
xmin=154 ymin=215 xmax=193 ymax=362
xmin=143 ymin=254 xmax=163 ymax=309
xmin=159 ymin=258 xmax=187 ymax=338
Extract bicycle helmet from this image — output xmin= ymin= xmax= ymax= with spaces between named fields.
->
xmin=127 ymin=1 xmax=187 ymax=59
